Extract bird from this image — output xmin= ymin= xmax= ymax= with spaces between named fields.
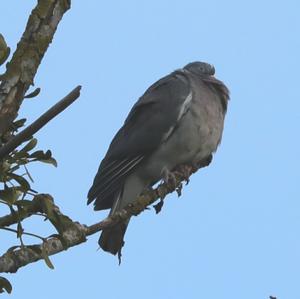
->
xmin=87 ymin=61 xmax=230 ymax=259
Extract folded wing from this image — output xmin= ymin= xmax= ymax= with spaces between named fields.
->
xmin=87 ymin=71 xmax=191 ymax=210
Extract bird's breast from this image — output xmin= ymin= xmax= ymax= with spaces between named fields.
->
xmin=137 ymin=80 xmax=226 ymax=184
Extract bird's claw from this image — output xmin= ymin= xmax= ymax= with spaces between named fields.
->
xmin=162 ymin=168 xmax=178 ymax=189
xmin=176 ymin=182 xmax=183 ymax=197
xmin=153 ymin=199 xmax=164 ymax=214
xmin=176 ymin=164 xmax=193 ymax=184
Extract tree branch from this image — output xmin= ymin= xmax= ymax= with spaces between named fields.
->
xmin=0 ymin=157 xmax=212 ymax=273
xmin=0 ymin=85 xmax=81 ymax=159
xmin=0 ymin=0 xmax=71 ymax=135
xmin=0 ymin=194 xmax=56 ymax=228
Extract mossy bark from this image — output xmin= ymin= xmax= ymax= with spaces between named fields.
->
xmin=0 ymin=0 xmax=71 ymax=135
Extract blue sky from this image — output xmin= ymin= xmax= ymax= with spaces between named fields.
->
xmin=1 ymin=1 xmax=300 ymax=298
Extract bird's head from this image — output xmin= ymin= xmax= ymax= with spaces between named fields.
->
xmin=183 ymin=61 xmax=215 ymax=76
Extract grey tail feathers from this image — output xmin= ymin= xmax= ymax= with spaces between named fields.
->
xmin=98 ymin=220 xmax=129 ymax=263
xmin=98 ymin=189 xmax=129 ymax=263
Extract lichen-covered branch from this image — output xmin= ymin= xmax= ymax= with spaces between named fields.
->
xmin=0 ymin=0 xmax=71 ymax=135
xmin=0 ymin=85 xmax=81 ymax=159
xmin=0 ymin=194 xmax=59 ymax=228
xmin=0 ymin=200 xmax=42 ymax=228
xmin=0 ymin=157 xmax=212 ymax=273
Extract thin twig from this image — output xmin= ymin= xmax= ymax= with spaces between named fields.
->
xmin=0 ymin=86 xmax=81 ymax=159
xmin=0 ymin=227 xmax=45 ymax=242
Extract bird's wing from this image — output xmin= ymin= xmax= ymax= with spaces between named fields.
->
xmin=87 ymin=71 xmax=191 ymax=209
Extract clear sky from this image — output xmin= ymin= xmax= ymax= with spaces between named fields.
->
xmin=1 ymin=1 xmax=300 ymax=298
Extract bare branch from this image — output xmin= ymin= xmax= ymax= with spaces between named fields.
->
xmin=0 ymin=0 xmax=71 ymax=135
xmin=0 ymin=157 xmax=212 ymax=273
xmin=0 ymin=86 xmax=81 ymax=159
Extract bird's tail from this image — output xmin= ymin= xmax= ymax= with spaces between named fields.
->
xmin=98 ymin=189 xmax=130 ymax=263
xmin=99 ymin=219 xmax=129 ymax=263
xmin=98 ymin=175 xmax=146 ymax=262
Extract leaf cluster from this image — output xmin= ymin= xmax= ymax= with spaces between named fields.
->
xmin=0 ymin=119 xmax=58 ymax=293
xmin=1 ymin=119 xmax=57 ymax=201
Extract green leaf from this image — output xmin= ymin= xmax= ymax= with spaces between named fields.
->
xmin=8 ymin=173 xmax=31 ymax=192
xmin=12 ymin=118 xmax=27 ymax=130
xmin=24 ymin=87 xmax=41 ymax=99
xmin=29 ymin=150 xmax=45 ymax=159
xmin=41 ymin=246 xmax=54 ymax=269
xmin=29 ymin=149 xmax=57 ymax=167
xmin=44 ymin=150 xmax=52 ymax=159
xmin=17 ymin=158 xmax=30 ymax=165
xmin=20 ymin=138 xmax=37 ymax=153
xmin=39 ymin=157 xmax=58 ymax=167
xmin=17 ymin=222 xmax=23 ymax=239
xmin=13 ymin=150 xmax=29 ymax=159
xmin=0 ymin=34 xmax=10 ymax=66
xmin=0 ymin=276 xmax=12 ymax=294
xmin=9 ymin=165 xmax=21 ymax=174
xmin=0 ymin=187 xmax=20 ymax=204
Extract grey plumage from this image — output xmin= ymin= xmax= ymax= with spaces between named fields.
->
xmin=87 ymin=61 xmax=229 ymax=257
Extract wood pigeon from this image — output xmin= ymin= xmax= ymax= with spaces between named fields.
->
xmin=87 ymin=61 xmax=230 ymax=258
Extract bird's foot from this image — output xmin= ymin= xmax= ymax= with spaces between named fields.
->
xmin=162 ymin=167 xmax=178 ymax=189
xmin=175 ymin=164 xmax=193 ymax=184
xmin=118 ymin=249 xmax=122 ymax=265
xmin=161 ymin=167 xmax=183 ymax=198
xmin=153 ymin=199 xmax=164 ymax=214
